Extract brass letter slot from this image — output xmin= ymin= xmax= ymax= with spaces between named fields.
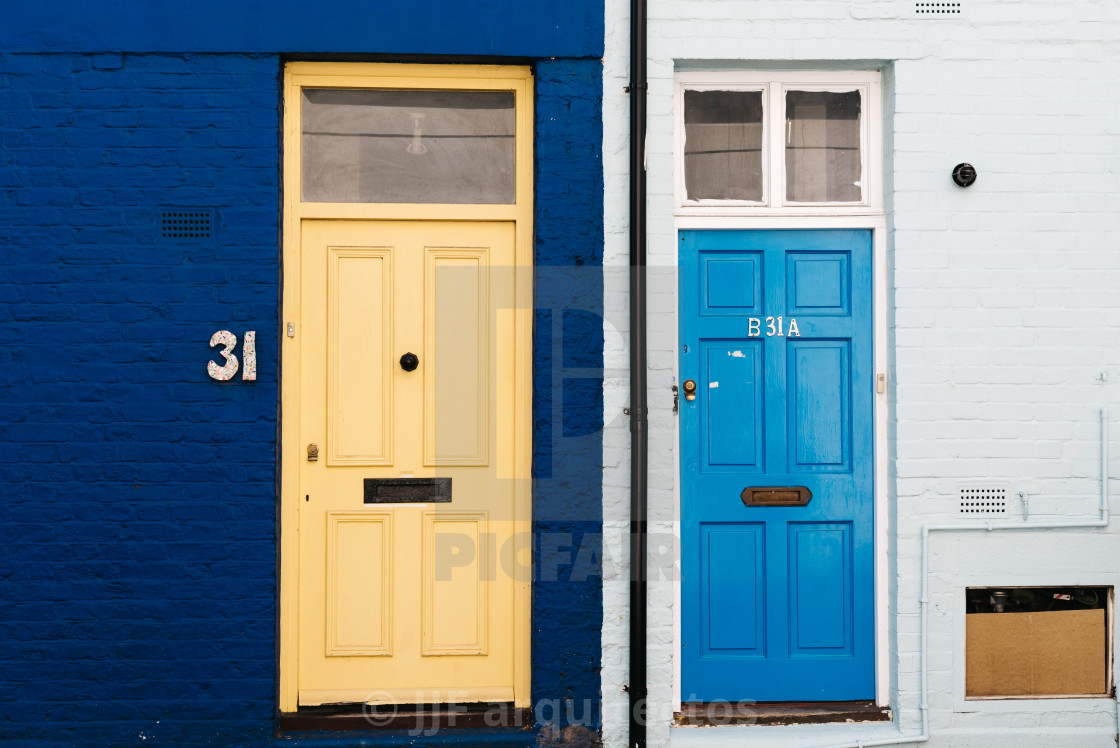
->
xmin=740 ymin=485 xmax=812 ymax=507
xmin=364 ymin=478 xmax=451 ymax=503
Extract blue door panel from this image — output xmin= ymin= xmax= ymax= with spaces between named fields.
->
xmin=789 ymin=340 xmax=850 ymax=470
xmin=787 ymin=251 xmax=851 ymax=315
xmin=789 ymin=522 xmax=851 ymax=654
xmin=702 ymin=524 xmax=765 ymax=655
xmin=702 ymin=341 xmax=763 ymax=469
xmin=681 ymin=229 xmax=874 ymax=702
xmin=701 ymin=252 xmax=763 ymax=315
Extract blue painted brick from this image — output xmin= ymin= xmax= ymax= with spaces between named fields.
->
xmin=530 ymin=58 xmax=604 ymax=739
xmin=0 ymin=51 xmax=281 ymax=746
xmin=1 ymin=45 xmax=603 ymax=748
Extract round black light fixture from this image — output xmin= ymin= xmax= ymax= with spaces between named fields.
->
xmin=952 ymin=163 xmax=977 ymax=187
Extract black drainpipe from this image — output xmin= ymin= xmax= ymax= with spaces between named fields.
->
xmin=627 ymin=0 xmax=647 ymax=742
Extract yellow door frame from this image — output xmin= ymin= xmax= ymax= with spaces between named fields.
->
xmin=279 ymin=61 xmax=534 ymax=713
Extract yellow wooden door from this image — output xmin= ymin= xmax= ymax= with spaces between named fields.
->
xmin=296 ymin=219 xmax=526 ymax=707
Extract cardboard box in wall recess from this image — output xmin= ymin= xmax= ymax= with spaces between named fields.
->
xmin=966 ymin=609 xmax=1107 ymax=697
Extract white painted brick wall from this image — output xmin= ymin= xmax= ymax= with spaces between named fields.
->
xmin=603 ymin=1 xmax=1120 ymax=746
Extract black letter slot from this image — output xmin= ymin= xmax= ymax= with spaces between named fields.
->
xmin=364 ymin=478 xmax=452 ymax=503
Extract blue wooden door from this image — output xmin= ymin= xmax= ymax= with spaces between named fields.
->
xmin=680 ymin=229 xmax=874 ymax=702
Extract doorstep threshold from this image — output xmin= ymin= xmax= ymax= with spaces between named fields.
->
xmin=674 ymin=700 xmax=891 ymax=726
xmin=279 ymin=702 xmax=533 ymax=733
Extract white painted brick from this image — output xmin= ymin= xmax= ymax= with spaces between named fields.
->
xmin=604 ymin=2 xmax=1120 ymax=746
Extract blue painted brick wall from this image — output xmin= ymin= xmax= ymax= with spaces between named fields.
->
xmin=532 ymin=59 xmax=605 ymax=742
xmin=0 ymin=49 xmax=602 ymax=748
xmin=0 ymin=51 xmax=282 ymax=747
xmin=0 ymin=0 xmax=603 ymax=58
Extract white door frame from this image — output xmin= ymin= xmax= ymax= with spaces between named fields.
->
xmin=671 ymin=69 xmax=889 ymax=709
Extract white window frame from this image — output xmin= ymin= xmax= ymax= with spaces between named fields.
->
xmin=675 ymin=70 xmax=882 ymax=215
xmin=677 ymin=83 xmax=770 ymax=207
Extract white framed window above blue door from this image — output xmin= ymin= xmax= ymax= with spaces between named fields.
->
xmin=675 ymin=70 xmax=882 ymax=215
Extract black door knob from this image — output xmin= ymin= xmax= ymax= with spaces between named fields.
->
xmin=399 ymin=352 xmax=419 ymax=372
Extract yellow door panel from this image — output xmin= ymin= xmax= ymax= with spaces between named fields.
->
xmin=297 ymin=219 xmax=525 ymax=707
xmin=425 ymin=249 xmax=491 ymax=466
xmin=327 ymin=249 xmax=393 ymax=465
xmin=326 ymin=512 xmax=392 ymax=656
xmin=422 ymin=512 xmax=489 ymax=655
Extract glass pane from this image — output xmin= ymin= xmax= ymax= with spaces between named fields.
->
xmin=683 ymin=90 xmax=764 ymax=202
xmin=785 ymin=90 xmax=862 ymax=203
xmin=302 ymin=89 xmax=515 ymax=204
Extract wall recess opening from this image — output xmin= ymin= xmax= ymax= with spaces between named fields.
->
xmin=966 ymin=586 xmax=1112 ymax=698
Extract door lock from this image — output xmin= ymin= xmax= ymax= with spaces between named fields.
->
xmin=682 ymin=379 xmax=697 ymax=401
xmin=307 ymin=443 xmax=319 ymax=462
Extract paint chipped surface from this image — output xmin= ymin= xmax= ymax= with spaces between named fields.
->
xmin=709 ymin=381 xmax=719 ymax=388
xmin=729 ymin=350 xmax=745 ymax=357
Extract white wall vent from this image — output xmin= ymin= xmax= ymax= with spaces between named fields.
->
xmin=915 ymin=2 xmax=962 ymax=14
xmin=959 ymin=487 xmax=1008 ymax=515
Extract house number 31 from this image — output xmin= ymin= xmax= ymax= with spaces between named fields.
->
xmin=208 ymin=330 xmax=257 ymax=381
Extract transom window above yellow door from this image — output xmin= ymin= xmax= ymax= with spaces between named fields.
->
xmin=301 ymin=88 xmax=516 ymax=204
xmin=284 ymin=62 xmax=533 ymax=223
xmin=675 ymin=70 xmax=882 ymax=215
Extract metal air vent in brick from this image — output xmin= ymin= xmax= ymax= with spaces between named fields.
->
xmin=915 ymin=2 xmax=962 ymax=14
xmin=159 ymin=210 xmax=213 ymax=240
xmin=959 ymin=487 xmax=1008 ymax=515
